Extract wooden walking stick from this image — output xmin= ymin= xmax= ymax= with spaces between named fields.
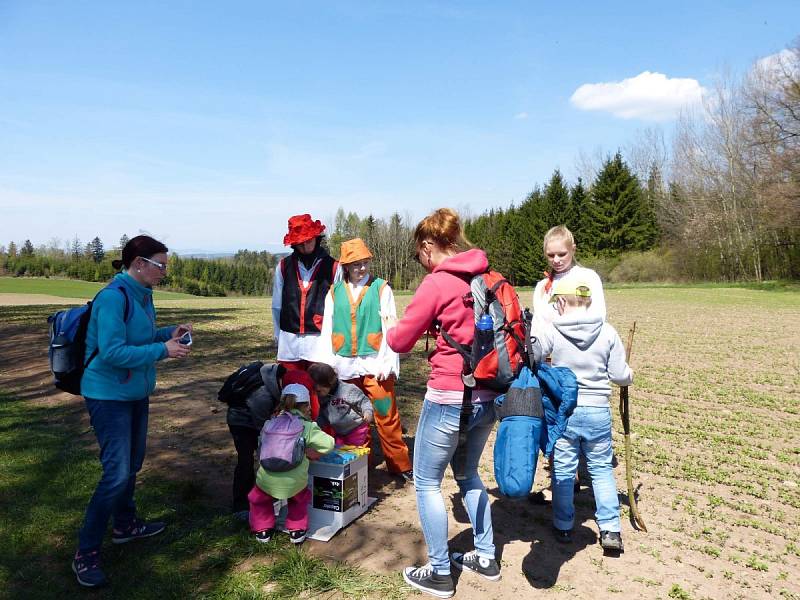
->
xmin=619 ymin=321 xmax=647 ymax=532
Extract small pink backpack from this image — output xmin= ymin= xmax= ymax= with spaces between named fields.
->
xmin=259 ymin=412 xmax=306 ymax=472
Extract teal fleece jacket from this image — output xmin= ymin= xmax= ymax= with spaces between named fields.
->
xmin=81 ymin=272 xmax=175 ymax=401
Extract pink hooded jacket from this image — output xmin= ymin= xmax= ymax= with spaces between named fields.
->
xmin=386 ymin=248 xmax=489 ymax=392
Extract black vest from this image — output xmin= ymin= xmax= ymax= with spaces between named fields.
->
xmin=279 ymin=253 xmax=337 ymax=334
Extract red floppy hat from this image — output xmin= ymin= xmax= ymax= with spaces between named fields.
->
xmin=283 ymin=214 xmax=326 ymax=246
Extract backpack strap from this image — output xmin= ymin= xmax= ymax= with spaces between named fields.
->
xmin=452 ymin=382 xmax=473 ymax=481
xmin=103 ymin=280 xmax=132 ymax=322
xmin=438 ymin=324 xmax=476 ymax=482
xmin=438 ymin=327 xmax=472 ymax=365
xmin=522 ymin=308 xmax=536 ymax=370
xmin=84 ymin=282 xmax=133 ymax=371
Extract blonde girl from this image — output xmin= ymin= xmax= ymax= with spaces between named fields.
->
xmin=532 ymin=225 xmax=606 ymax=326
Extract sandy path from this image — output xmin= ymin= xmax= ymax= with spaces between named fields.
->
xmin=0 ymin=293 xmax=87 ymax=305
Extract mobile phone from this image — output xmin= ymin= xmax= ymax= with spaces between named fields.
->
xmin=178 ymin=331 xmax=192 ymax=346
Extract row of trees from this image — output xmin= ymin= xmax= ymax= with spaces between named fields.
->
xmin=464 ymin=155 xmax=659 ymax=285
xmin=662 ymin=44 xmax=800 ymax=280
xmin=0 ymin=236 xmax=277 ymax=296
xmin=165 ymin=253 xmax=275 ymax=296
xmin=4 ymin=236 xmax=109 ymax=263
xmin=328 ymin=209 xmax=424 ymax=290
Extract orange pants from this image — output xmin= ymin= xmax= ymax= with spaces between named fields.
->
xmin=346 ymin=375 xmax=412 ymax=474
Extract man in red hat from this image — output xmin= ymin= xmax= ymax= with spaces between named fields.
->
xmin=271 ymin=214 xmax=341 ymax=377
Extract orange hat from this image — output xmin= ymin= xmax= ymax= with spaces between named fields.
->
xmin=339 ymin=238 xmax=373 ymax=264
xmin=283 ymin=214 xmax=326 ymax=246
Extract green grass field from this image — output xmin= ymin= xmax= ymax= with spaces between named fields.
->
xmin=1 ymin=280 xmax=799 ymax=599
xmin=0 ymin=276 xmax=194 ymax=300
xmin=0 ymin=391 xmax=405 ymax=600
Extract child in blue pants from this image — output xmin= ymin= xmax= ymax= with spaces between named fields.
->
xmin=532 ymin=278 xmax=633 ymax=551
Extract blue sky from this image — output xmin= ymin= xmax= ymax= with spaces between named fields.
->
xmin=1 ymin=1 xmax=798 ymax=252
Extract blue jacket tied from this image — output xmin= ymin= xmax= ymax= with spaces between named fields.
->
xmin=493 ymin=363 xmax=578 ymax=498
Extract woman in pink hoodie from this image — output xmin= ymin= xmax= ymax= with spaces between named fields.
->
xmin=385 ymin=208 xmax=500 ymax=598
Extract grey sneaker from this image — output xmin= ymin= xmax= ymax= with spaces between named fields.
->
xmin=600 ymin=530 xmax=624 ymax=552
xmin=402 ymin=563 xmax=454 ymax=598
xmin=450 ymin=550 xmax=501 ymax=581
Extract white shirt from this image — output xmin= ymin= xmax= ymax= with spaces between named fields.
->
xmin=531 ymin=264 xmax=606 ymax=328
xmin=271 ymin=256 xmax=342 ymax=362
xmin=314 ymin=274 xmax=400 ymax=380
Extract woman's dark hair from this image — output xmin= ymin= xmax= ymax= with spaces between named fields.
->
xmin=112 ymin=235 xmax=169 ymax=270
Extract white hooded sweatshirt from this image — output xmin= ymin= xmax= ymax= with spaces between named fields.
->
xmin=533 ymin=309 xmax=633 ymax=407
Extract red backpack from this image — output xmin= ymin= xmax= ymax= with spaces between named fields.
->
xmin=439 ymin=270 xmax=529 ymax=393
xmin=439 ymin=269 xmax=531 ymax=480
xmin=471 ymin=271 xmax=528 ymax=391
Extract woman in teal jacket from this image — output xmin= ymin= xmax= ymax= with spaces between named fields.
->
xmin=72 ymin=235 xmax=192 ymax=589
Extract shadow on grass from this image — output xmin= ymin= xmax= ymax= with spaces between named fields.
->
xmin=0 ymin=303 xmax=416 ymax=600
xmin=0 ymin=392 xmax=407 ymax=600
xmin=0 ymin=393 xmax=256 ymax=599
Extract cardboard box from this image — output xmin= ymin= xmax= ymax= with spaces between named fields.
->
xmin=306 ymin=454 xmax=376 ymax=542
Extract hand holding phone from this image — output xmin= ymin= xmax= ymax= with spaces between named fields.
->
xmin=178 ymin=331 xmax=192 ymax=346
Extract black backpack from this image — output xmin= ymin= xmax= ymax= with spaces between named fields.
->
xmin=218 ymin=361 xmax=265 ymax=407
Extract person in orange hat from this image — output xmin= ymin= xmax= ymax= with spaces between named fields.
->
xmin=272 ymin=214 xmax=342 ymax=389
xmin=314 ymin=238 xmax=413 ymax=481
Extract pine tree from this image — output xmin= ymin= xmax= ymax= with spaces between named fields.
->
xmin=590 ymin=152 xmax=655 ymax=254
xmin=70 ymin=236 xmax=81 ymax=259
xmin=569 ymin=178 xmax=594 ymax=251
xmin=8 ymin=241 xmax=17 ymax=257
xmin=89 ymin=237 xmax=105 ymax=263
xmin=514 ymin=189 xmax=549 ymax=284
xmin=119 ymin=234 xmax=130 ymax=250
xmin=21 ymin=240 xmax=35 ymax=256
xmin=642 ymin=164 xmax=663 ymax=246
xmin=362 ymin=215 xmax=377 ymax=249
xmin=542 ymin=169 xmax=571 ymax=227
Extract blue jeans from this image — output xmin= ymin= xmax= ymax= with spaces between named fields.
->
xmin=552 ymin=405 xmax=620 ymax=533
xmin=78 ymin=397 xmax=149 ymax=552
xmin=413 ymin=399 xmax=496 ymax=575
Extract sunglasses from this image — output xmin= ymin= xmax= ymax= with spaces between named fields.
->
xmin=140 ymin=256 xmax=167 ymax=271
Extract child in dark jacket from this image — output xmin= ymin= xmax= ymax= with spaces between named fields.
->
xmin=225 ymin=363 xmax=285 ymax=516
xmin=308 ymin=363 xmax=373 ymax=446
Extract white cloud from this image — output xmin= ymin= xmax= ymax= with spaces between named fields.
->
xmin=570 ymin=71 xmax=706 ymax=121
xmin=755 ymin=48 xmax=799 ymax=78
xmin=514 ymin=112 xmax=529 ymax=120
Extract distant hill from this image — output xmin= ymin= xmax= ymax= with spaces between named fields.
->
xmin=176 ymin=251 xmax=236 ymax=260
xmin=173 ymin=244 xmax=287 ymax=259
